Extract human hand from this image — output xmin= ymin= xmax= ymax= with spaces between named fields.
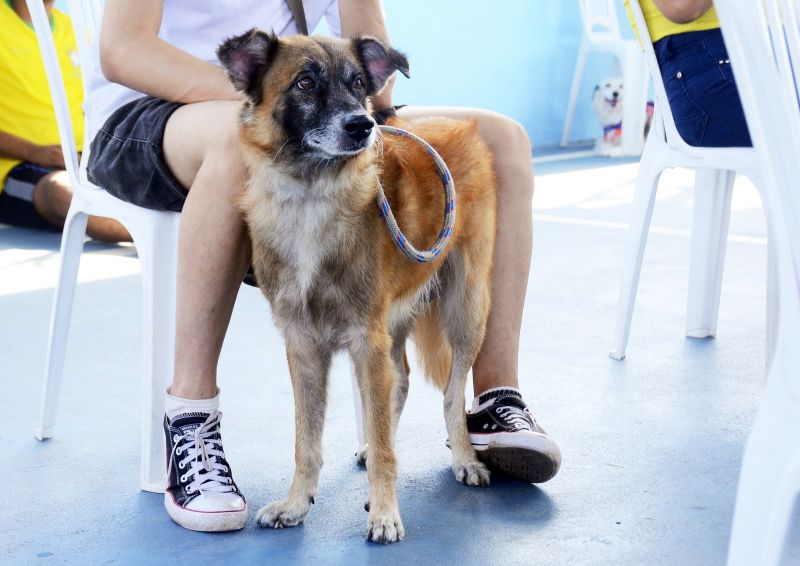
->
xmin=26 ymin=144 xmax=66 ymax=168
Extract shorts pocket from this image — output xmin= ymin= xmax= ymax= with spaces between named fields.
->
xmin=87 ymin=129 xmax=186 ymax=212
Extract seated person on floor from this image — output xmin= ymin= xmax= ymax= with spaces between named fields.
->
xmin=0 ymin=0 xmax=128 ymax=242
xmin=624 ymin=0 xmax=752 ymax=147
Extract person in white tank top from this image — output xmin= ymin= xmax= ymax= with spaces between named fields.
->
xmin=90 ymin=0 xmax=559 ymax=534
xmin=85 ymin=0 xmax=341 ymax=138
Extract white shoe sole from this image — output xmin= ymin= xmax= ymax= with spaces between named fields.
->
xmin=470 ymin=431 xmax=562 ymax=483
xmin=164 ymin=493 xmax=248 ymax=532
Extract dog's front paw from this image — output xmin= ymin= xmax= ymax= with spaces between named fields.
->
xmin=355 ymin=443 xmax=368 ymax=467
xmin=452 ymin=457 xmax=491 ymax=487
xmin=256 ymin=496 xmax=313 ymax=529
xmin=366 ymin=507 xmax=405 ymax=543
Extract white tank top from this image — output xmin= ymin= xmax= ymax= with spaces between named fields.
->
xmin=85 ymin=0 xmax=341 ymax=138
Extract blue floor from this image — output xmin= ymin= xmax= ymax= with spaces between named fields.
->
xmin=3 ymin=158 xmax=797 ymax=564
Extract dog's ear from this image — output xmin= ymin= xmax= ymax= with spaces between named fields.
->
xmin=217 ymin=29 xmax=279 ymax=102
xmin=352 ymin=36 xmax=410 ymax=95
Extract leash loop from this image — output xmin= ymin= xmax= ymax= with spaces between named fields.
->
xmin=376 ymin=125 xmax=456 ymax=263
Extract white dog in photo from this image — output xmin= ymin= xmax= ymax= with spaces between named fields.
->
xmin=593 ymin=77 xmax=624 ymax=156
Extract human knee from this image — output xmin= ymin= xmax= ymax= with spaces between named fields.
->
xmin=33 ymin=171 xmax=73 ymax=220
xmin=483 ymin=114 xmax=533 ymax=162
xmin=483 ymin=116 xmax=533 ymax=205
xmin=207 ymin=118 xmax=246 ymax=166
xmin=39 ymin=170 xmax=72 ymax=195
xmin=198 ymin=116 xmax=251 ymax=200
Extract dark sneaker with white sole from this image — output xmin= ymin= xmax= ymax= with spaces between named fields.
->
xmin=163 ymin=410 xmax=248 ymax=531
xmin=467 ymin=389 xmax=561 ymax=484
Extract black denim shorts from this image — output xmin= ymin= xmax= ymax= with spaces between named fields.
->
xmin=654 ymin=28 xmax=751 ymax=148
xmin=87 ymin=96 xmax=188 ymax=212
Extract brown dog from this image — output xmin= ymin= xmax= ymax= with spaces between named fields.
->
xmin=218 ymin=30 xmax=497 ymax=543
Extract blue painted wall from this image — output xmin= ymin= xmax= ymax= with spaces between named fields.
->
xmin=55 ymin=0 xmax=635 ymax=147
xmin=384 ymin=0 xmax=635 ymax=147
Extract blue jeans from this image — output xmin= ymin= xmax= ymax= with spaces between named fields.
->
xmin=654 ymin=28 xmax=752 ymax=147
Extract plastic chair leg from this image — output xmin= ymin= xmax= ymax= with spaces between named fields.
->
xmin=727 ymin=362 xmax=800 ymax=565
xmin=351 ymin=365 xmax=365 ymax=448
xmin=134 ymin=213 xmax=179 ymax=493
xmin=610 ymin=151 xmax=663 ymax=360
xmin=36 ymin=208 xmax=89 ymax=441
xmin=685 ymin=169 xmax=734 ymax=338
xmin=766 ymin=238 xmax=778 ymax=374
xmin=561 ymin=45 xmax=587 ymax=147
xmin=620 ymin=46 xmax=649 ymax=156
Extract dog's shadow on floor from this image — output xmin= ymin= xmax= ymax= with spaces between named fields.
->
xmin=393 ymin=465 xmax=556 ymax=533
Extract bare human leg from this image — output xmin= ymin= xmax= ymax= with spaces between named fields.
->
xmin=396 ymin=107 xmax=561 ymax=484
xmin=397 ymin=106 xmax=533 ymax=394
xmin=159 ymin=99 xmax=251 ymax=532
xmin=162 ymin=100 xmax=252 ymax=400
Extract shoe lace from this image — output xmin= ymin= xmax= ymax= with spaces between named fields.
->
xmin=168 ymin=410 xmax=235 ymax=495
xmin=495 ymin=404 xmax=535 ymax=431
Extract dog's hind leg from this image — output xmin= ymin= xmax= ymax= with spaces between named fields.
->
xmin=257 ymin=330 xmax=332 ymax=529
xmin=350 ymin=326 xmax=405 ymax=543
xmin=391 ymin=341 xmax=411 ymax=438
xmin=438 ymin=252 xmax=492 ymax=487
xmin=389 ymin=325 xmax=411 ymax=451
xmin=356 ymin=323 xmax=410 ymax=467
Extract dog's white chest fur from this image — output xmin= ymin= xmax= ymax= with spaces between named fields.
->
xmin=249 ymin=170 xmax=347 ymax=300
xmin=279 ymin=199 xmax=335 ymax=297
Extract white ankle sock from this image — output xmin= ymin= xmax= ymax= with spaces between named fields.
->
xmin=470 ymin=386 xmax=522 ymax=413
xmin=165 ymin=388 xmax=220 ymax=420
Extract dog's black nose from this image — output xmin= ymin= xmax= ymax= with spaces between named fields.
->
xmin=612 ymin=91 xmax=619 ymax=98
xmin=344 ymin=114 xmax=374 ymax=142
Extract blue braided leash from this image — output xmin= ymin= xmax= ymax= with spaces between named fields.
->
xmin=376 ymin=125 xmax=456 ymax=263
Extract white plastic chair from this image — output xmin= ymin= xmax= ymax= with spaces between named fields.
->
xmin=27 ymin=0 xmax=178 ymax=493
xmin=561 ymin=0 xmax=650 ymax=155
xmin=608 ymin=0 xmax=762 ymax=360
xmin=714 ymin=1 xmax=800 ymax=563
xmin=29 ymin=0 xmax=369 ymax=493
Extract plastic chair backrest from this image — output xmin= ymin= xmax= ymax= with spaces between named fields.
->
xmin=579 ymin=0 xmax=622 ymax=41
xmin=25 ymin=0 xmax=98 ymax=193
xmin=716 ymin=0 xmax=800 ymax=279
xmin=69 ymin=0 xmax=100 ymax=96
xmin=626 ymin=0 xmax=707 ymax=156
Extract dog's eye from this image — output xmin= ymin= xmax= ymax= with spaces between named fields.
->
xmin=353 ymin=76 xmax=364 ymax=90
xmin=296 ymin=77 xmax=315 ymax=91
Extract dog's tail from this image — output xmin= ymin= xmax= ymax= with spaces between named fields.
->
xmin=411 ymin=305 xmax=452 ymax=393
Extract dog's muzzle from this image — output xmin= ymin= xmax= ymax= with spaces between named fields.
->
xmin=343 ymin=114 xmax=375 ymax=142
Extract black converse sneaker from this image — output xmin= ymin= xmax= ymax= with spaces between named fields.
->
xmin=467 ymin=388 xmax=562 ymax=484
xmin=163 ymin=410 xmax=248 ymax=531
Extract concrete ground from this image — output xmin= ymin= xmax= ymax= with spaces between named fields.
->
xmin=3 ymin=156 xmax=797 ymax=565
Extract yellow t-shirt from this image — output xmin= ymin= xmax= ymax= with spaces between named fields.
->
xmin=0 ymin=3 xmax=84 ymax=185
xmin=623 ymin=0 xmax=720 ymax=43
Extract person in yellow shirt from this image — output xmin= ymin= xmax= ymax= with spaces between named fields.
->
xmin=624 ymin=0 xmax=751 ymax=147
xmin=0 ymin=0 xmax=128 ymax=242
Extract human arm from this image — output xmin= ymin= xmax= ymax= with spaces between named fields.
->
xmin=0 ymin=131 xmax=65 ymax=168
xmin=338 ymin=0 xmax=396 ymax=111
xmin=99 ymin=0 xmax=240 ymax=103
xmin=652 ymin=0 xmax=714 ymax=24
